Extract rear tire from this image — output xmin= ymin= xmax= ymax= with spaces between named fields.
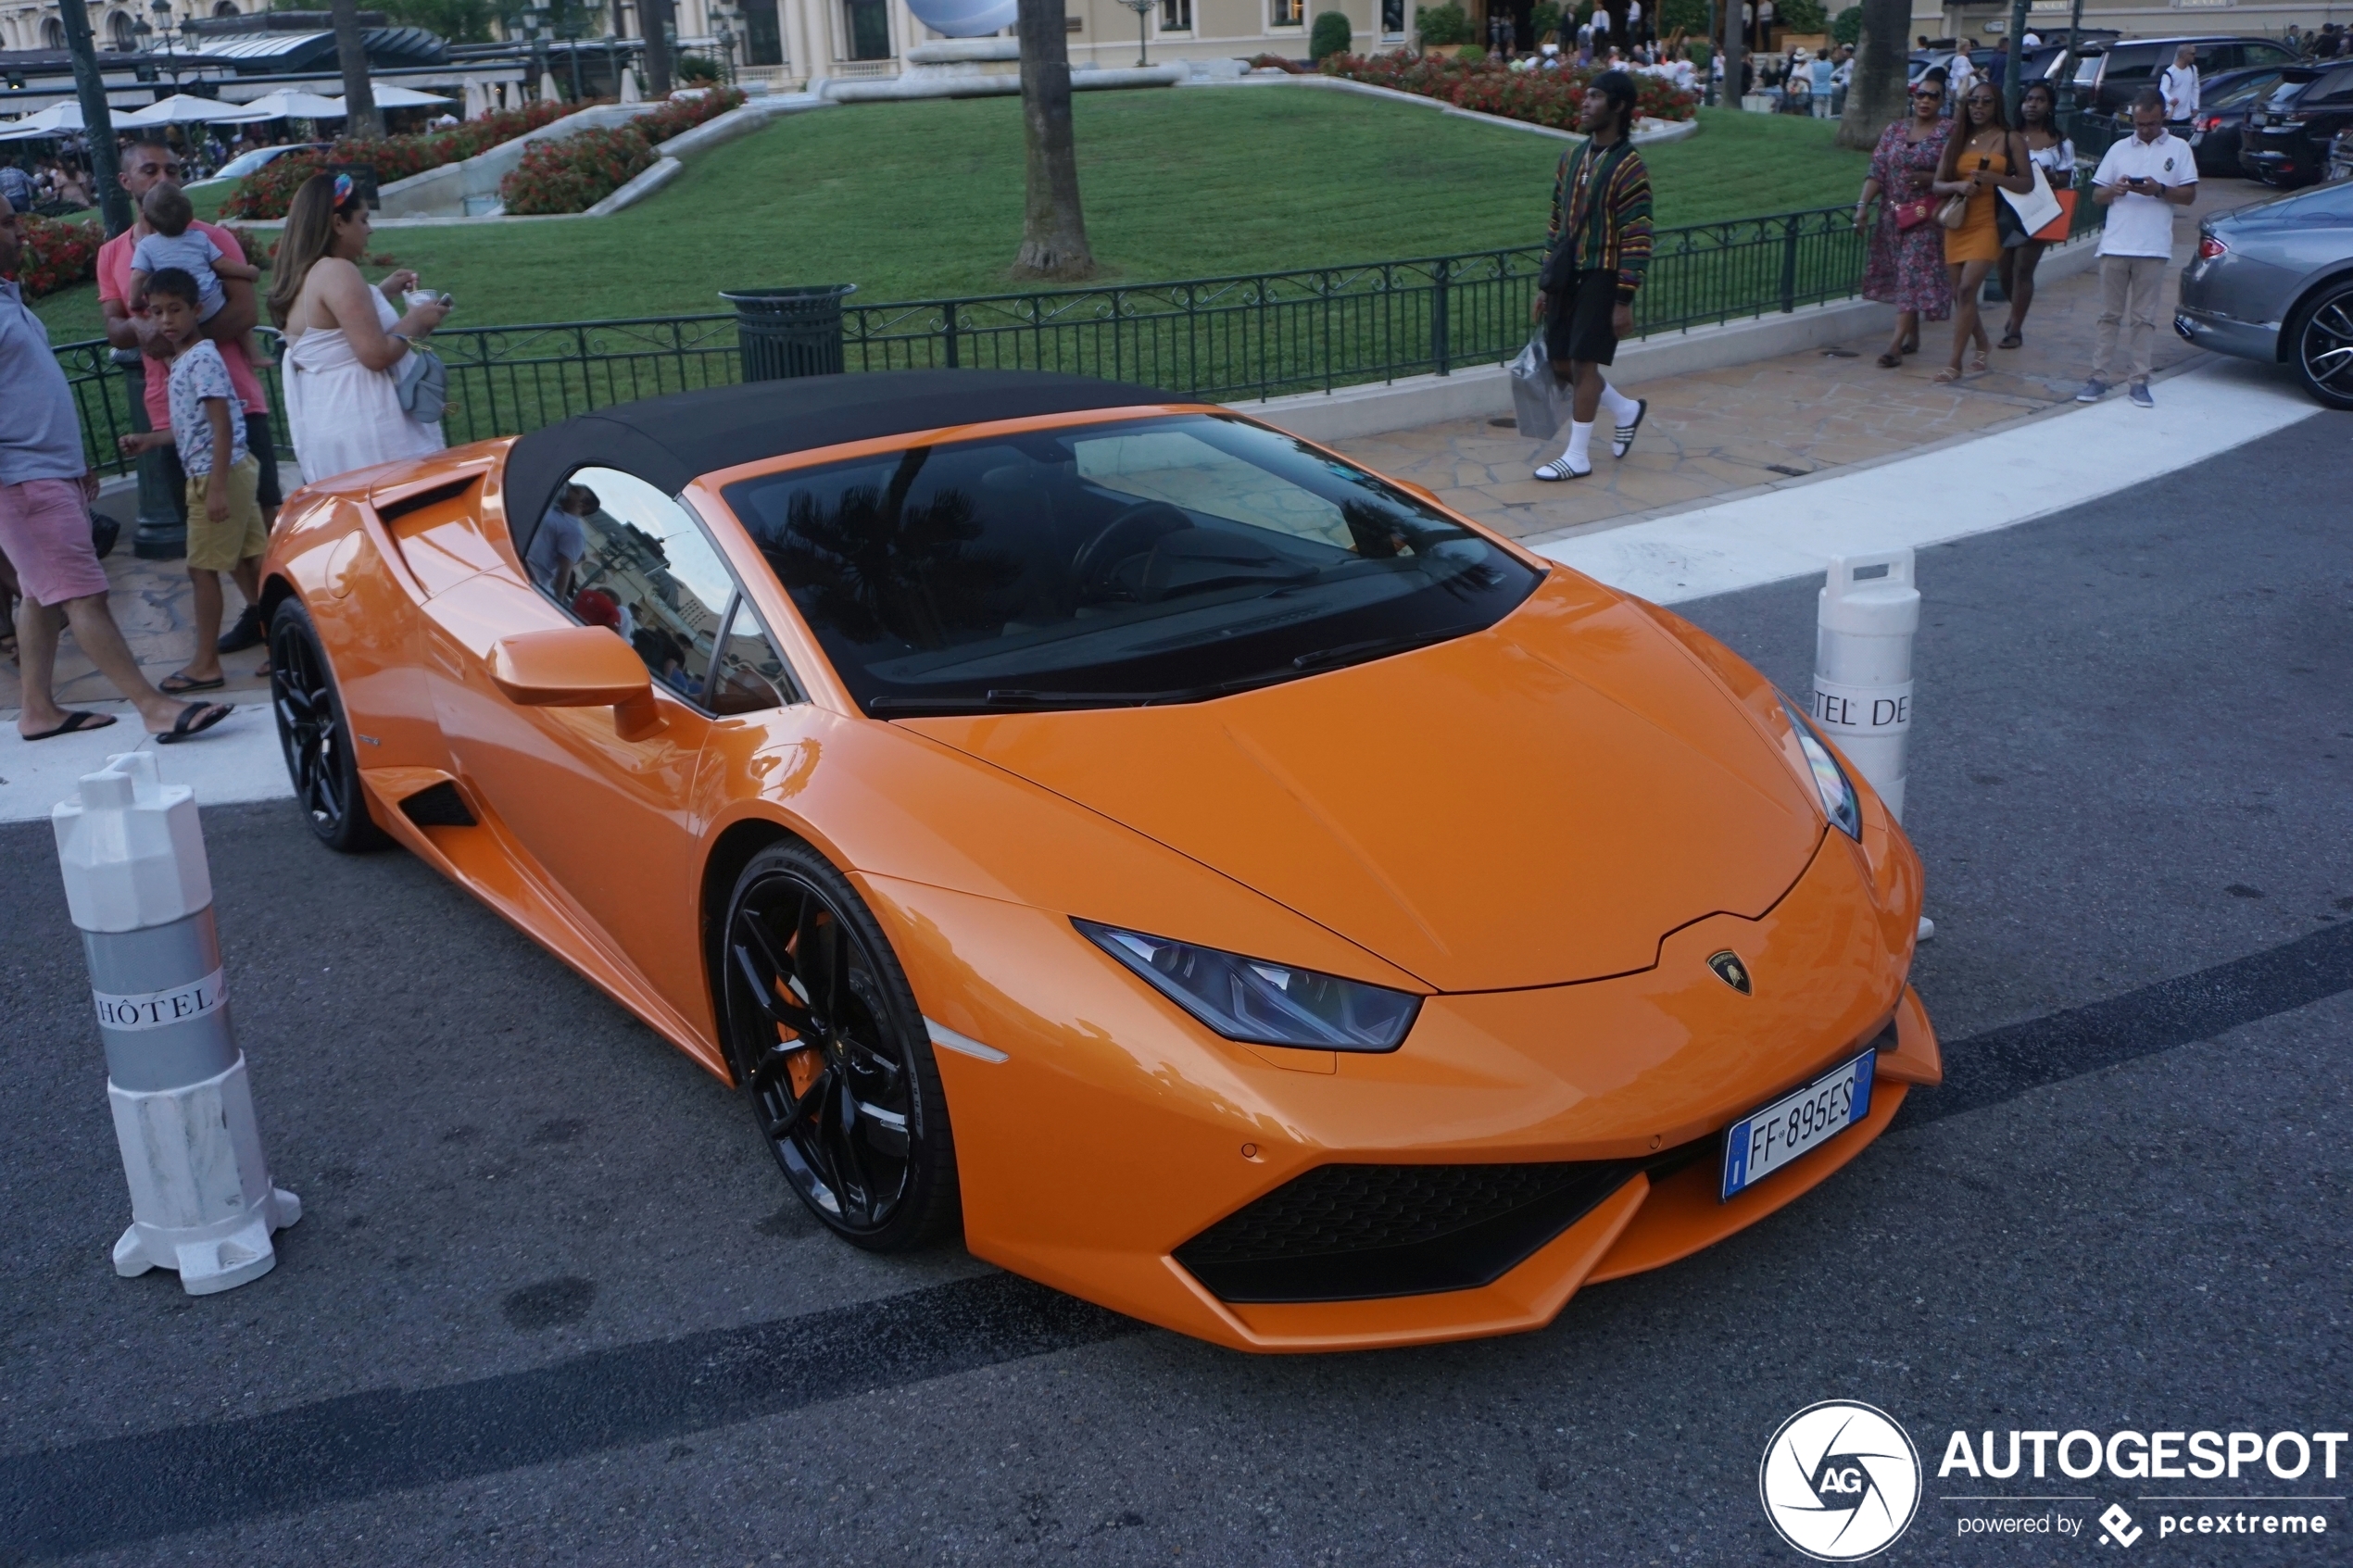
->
xmin=2287 ymin=279 xmax=2353 ymax=410
xmin=717 ymin=840 xmax=961 ymax=1252
xmin=269 ymin=599 xmax=386 ymax=853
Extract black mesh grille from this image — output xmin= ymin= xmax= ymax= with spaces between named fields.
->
xmin=397 ymin=781 xmax=477 ymax=829
xmin=1174 ymin=1160 xmax=1642 ymax=1304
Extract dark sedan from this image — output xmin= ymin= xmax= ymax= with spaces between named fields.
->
xmin=2175 ymin=179 xmax=2353 ymax=407
xmin=2240 ymin=62 xmax=2353 ymax=187
xmin=2187 ymin=66 xmax=2289 ymax=176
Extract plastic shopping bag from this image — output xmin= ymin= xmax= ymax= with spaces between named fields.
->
xmin=1509 ymin=334 xmax=1567 ymax=440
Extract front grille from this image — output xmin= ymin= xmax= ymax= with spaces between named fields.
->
xmin=1174 ymin=1160 xmax=1642 ymax=1304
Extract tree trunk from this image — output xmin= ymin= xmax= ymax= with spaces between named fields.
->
xmin=57 ymin=0 xmax=128 ymax=234
xmin=328 ymin=0 xmax=382 ymax=139
xmin=643 ymin=0 xmax=675 ymax=94
xmin=1835 ymin=0 xmax=1907 ymax=149
xmin=1718 ymin=0 xmax=1743 ymax=110
xmin=1012 ymin=0 xmax=1096 ymax=281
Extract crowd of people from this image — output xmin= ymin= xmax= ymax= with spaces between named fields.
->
xmin=2 ymin=124 xmax=337 ymax=215
xmin=0 ymin=136 xmax=447 ymax=744
xmin=1853 ymin=68 xmax=2194 ymax=405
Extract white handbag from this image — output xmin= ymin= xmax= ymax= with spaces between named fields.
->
xmin=1999 ymin=162 xmax=2064 ymax=240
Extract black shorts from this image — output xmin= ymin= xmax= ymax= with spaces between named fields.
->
xmin=244 ymin=411 xmax=283 ymax=510
xmin=1544 ymin=269 xmax=1622 ymax=368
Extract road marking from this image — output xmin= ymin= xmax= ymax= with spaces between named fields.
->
xmin=0 ymin=700 xmax=286 ymax=826
xmin=1534 ymin=358 xmax=2325 ymax=604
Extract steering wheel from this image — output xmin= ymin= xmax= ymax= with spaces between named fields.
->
xmin=1071 ymin=502 xmax=1191 ymax=601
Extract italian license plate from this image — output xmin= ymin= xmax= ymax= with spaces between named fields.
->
xmin=1719 ymin=1049 xmax=1876 ymax=1201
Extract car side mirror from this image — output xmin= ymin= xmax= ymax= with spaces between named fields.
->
xmin=489 ymin=626 xmax=664 ymax=740
xmin=1393 ymin=479 xmax=1448 ymax=509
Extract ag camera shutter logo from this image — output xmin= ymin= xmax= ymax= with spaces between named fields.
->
xmin=1759 ymin=1401 xmax=1923 ymax=1561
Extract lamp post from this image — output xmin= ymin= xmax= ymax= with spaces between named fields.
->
xmin=148 ymin=0 xmax=181 ymax=84
xmin=1117 ymin=0 xmax=1151 ymax=65
xmin=712 ymin=0 xmax=738 ymax=82
xmin=523 ymin=2 xmax=549 ymax=96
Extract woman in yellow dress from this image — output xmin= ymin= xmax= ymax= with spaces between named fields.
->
xmin=1931 ymin=82 xmax=2033 ymax=383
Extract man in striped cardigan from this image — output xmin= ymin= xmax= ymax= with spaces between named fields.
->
xmin=1532 ymin=71 xmax=1654 ymax=482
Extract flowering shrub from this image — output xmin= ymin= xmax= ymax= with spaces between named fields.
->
xmin=631 ymin=86 xmax=747 ymax=144
xmin=1321 ymin=49 xmax=1698 ymax=125
xmin=220 ymin=101 xmax=585 ymax=220
xmin=499 ymin=125 xmax=656 ymax=214
xmin=7 ymin=213 xmax=102 ymax=297
xmin=497 ymin=88 xmax=746 ymax=215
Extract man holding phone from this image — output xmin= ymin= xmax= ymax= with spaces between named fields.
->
xmin=2079 ymin=88 xmax=2196 ymax=408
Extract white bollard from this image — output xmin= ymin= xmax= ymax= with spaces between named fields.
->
xmin=1812 ymin=549 xmax=1919 ymax=822
xmin=1812 ymin=550 xmax=1932 ymax=940
xmin=53 ymin=752 xmax=300 ymax=1295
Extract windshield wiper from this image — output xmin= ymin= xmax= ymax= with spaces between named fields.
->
xmin=1290 ymin=624 xmax=1480 ymax=672
xmin=867 ymin=675 xmax=1285 ymax=716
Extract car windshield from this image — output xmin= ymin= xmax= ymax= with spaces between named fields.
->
xmin=214 ymin=147 xmax=283 ymax=179
xmin=721 ymin=413 xmax=1541 ymax=717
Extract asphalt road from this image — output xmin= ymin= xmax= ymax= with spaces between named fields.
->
xmin=2 ymin=414 xmax=2348 ymax=1566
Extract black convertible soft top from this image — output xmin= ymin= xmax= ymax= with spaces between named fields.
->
xmin=502 ymin=370 xmax=1178 ymax=563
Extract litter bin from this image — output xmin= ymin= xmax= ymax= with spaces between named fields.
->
xmin=721 ymin=284 xmax=858 ymax=383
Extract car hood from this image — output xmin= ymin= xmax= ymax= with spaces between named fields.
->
xmin=896 ymin=571 xmax=1825 ymax=991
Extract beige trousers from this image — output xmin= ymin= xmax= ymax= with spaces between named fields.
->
xmin=2093 ymin=255 xmax=2168 ymax=386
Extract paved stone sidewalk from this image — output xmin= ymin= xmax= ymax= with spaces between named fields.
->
xmin=1330 ymin=181 xmax=2259 ymax=546
xmin=1 ymin=183 xmax=2270 ymax=719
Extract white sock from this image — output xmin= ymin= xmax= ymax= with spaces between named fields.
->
xmin=1598 ymin=382 xmax=1639 ymax=424
xmin=1564 ymin=421 xmax=1594 ymax=468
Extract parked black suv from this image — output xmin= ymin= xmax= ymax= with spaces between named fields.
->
xmin=2240 ymin=63 xmax=2353 ymax=186
xmin=2070 ymin=35 xmax=2303 ymax=119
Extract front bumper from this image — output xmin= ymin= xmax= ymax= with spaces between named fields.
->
xmin=873 ymin=828 xmax=1936 ymax=1352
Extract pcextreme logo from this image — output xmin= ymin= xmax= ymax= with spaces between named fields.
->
xmin=1760 ymin=1401 xmax=1924 ymax=1561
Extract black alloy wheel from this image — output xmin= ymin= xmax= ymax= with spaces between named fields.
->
xmin=2290 ymin=280 xmax=2353 ymax=409
xmin=719 ymin=841 xmax=959 ymax=1251
xmin=269 ymin=600 xmax=385 ymax=853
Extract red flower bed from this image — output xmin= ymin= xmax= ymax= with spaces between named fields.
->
xmin=497 ymin=88 xmax=747 ymax=215
xmin=1320 ymin=50 xmax=1697 ymax=126
xmin=8 ymin=213 xmax=102 ymax=298
xmin=220 ymin=101 xmax=585 ymax=220
xmin=499 ymin=124 xmax=657 ymax=215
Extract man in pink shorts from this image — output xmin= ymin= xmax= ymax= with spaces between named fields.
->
xmin=0 ymin=192 xmax=229 ymax=743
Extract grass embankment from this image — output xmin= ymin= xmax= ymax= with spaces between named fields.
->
xmin=35 ymin=94 xmax=1863 ymax=341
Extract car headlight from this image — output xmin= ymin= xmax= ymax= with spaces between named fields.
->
xmin=1781 ymin=696 xmax=1862 ymax=841
xmin=1075 ymin=920 xmax=1420 ymax=1051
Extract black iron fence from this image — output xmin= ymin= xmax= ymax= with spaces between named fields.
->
xmin=50 ymin=194 xmax=2110 ymax=479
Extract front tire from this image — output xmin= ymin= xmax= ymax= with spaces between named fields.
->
xmin=269 ymin=599 xmax=386 ymax=853
xmin=2288 ymin=279 xmax=2353 ymax=410
xmin=718 ymin=841 xmax=961 ymax=1251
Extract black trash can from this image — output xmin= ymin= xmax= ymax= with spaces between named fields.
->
xmin=722 ymin=284 xmax=859 ymax=382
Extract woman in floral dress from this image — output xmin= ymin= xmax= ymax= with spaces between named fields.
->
xmin=1856 ymin=76 xmax=1955 ymax=369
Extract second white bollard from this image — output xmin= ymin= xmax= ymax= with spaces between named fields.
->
xmin=1812 ymin=549 xmax=1919 ymax=822
xmin=53 ymin=752 xmax=300 ymax=1295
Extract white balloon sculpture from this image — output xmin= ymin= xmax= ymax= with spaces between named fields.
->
xmin=905 ymin=0 xmax=1020 ymax=37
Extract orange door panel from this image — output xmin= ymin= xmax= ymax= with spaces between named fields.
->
xmin=414 ymin=570 xmax=715 ymax=1025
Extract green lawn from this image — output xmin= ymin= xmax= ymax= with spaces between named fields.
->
xmin=34 ymin=94 xmax=1864 ymax=343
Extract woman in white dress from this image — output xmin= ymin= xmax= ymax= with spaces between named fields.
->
xmin=267 ymin=172 xmax=453 ymax=487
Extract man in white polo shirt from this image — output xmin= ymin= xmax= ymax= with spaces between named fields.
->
xmin=2078 ymin=88 xmax=2196 ymax=408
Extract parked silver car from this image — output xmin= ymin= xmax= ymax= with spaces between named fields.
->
xmin=2175 ymin=180 xmax=2353 ymax=408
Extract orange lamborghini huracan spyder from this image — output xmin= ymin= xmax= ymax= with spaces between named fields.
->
xmin=259 ymin=370 xmax=1939 ymax=1352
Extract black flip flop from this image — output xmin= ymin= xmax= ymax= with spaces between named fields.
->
xmin=22 ymin=710 xmax=118 ymax=742
xmin=159 ymin=671 xmax=226 ymax=695
xmin=155 ymin=702 xmax=232 ymax=745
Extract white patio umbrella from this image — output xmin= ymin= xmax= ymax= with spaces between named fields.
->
xmin=618 ymin=71 xmax=641 ymax=104
xmin=0 ymin=101 xmax=84 ymax=140
xmin=367 ymin=85 xmax=455 ymax=107
xmin=538 ymin=71 xmax=562 ymax=103
xmin=117 ymin=93 xmax=275 ymax=128
xmin=238 ymin=87 xmax=349 ymax=120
